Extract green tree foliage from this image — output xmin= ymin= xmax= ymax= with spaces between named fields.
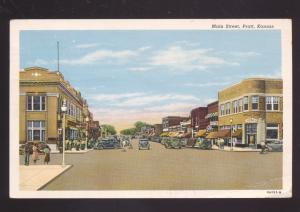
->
xmin=120 ymin=128 xmax=137 ymax=135
xmin=134 ymin=121 xmax=150 ymax=132
xmin=101 ymin=124 xmax=117 ymax=135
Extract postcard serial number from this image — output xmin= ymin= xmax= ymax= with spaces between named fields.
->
xmin=212 ymin=24 xmax=274 ymax=29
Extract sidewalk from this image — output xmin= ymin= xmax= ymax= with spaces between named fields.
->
xmin=20 ymin=165 xmax=72 ymax=190
xmin=212 ymin=145 xmax=261 ymax=152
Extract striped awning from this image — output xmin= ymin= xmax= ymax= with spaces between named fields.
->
xmin=206 ymin=129 xmax=230 ymax=139
xmin=195 ymin=129 xmax=206 ymax=137
xmin=205 ymin=112 xmax=219 ymax=119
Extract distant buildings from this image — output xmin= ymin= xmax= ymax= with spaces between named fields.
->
xmin=160 ymin=77 xmax=283 ymax=149
xmin=162 ymin=116 xmax=190 ymax=132
xmin=19 ymin=67 xmax=99 ymax=150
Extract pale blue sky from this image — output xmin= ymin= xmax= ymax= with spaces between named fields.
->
xmin=20 ymin=30 xmax=281 ymax=130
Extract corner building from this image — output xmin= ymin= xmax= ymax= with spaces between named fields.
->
xmin=19 ymin=67 xmax=90 ymax=149
xmin=218 ymin=78 xmax=283 ymax=148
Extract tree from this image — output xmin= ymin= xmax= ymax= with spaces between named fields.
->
xmin=134 ymin=121 xmax=150 ymax=132
xmin=120 ymin=128 xmax=137 ymax=135
xmin=101 ymin=124 xmax=117 ymax=135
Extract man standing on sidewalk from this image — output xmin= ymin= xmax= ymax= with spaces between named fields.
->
xmin=24 ymin=142 xmax=31 ymax=166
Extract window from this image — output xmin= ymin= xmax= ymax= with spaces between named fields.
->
xmin=244 ymin=96 xmax=248 ymax=111
xmin=233 ymin=100 xmax=238 ymax=113
xmin=266 ymin=96 xmax=279 ymax=111
xmin=238 ymin=98 xmax=243 ymax=112
xmin=27 ymin=95 xmax=46 ymax=111
xmin=266 ymin=123 xmax=279 ymax=141
xmin=27 ymin=121 xmax=45 ymax=141
xmin=251 ymin=96 xmax=259 ymax=110
xmin=220 ymin=104 xmax=225 ymax=116
xmin=226 ymin=102 xmax=230 ymax=114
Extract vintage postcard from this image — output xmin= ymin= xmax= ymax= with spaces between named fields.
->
xmin=10 ymin=19 xmax=292 ymax=198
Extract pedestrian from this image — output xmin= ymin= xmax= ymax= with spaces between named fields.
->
xmin=24 ymin=142 xmax=31 ymax=166
xmin=122 ymin=139 xmax=127 ymax=152
xmin=32 ymin=143 xmax=39 ymax=164
xmin=43 ymin=146 xmax=51 ymax=165
xmin=260 ymin=140 xmax=267 ymax=154
xmin=219 ymin=138 xmax=225 ymax=149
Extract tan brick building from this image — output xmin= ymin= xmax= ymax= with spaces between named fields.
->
xmin=19 ymin=67 xmax=93 ymax=149
xmin=218 ymin=78 xmax=283 ymax=148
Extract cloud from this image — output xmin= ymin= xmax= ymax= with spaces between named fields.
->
xmin=146 ymin=102 xmax=199 ymax=112
xmin=138 ymin=46 xmax=151 ymax=51
xmin=229 ymin=51 xmax=261 ymax=57
xmin=61 ymin=49 xmax=139 ymax=65
xmin=30 ymin=59 xmax=49 ymax=66
xmin=149 ymin=46 xmax=239 ymax=71
xmin=127 ymin=67 xmax=152 ymax=72
xmin=89 ymin=92 xmax=145 ymax=101
xmin=115 ymin=94 xmax=200 ymax=107
xmin=184 ymin=81 xmax=232 ymax=87
xmin=75 ymin=43 xmax=99 ymax=48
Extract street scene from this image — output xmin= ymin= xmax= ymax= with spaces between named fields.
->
xmin=17 ymin=27 xmax=284 ymax=192
xmin=20 ymin=139 xmax=282 ymax=190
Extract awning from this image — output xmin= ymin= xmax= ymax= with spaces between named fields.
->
xmin=160 ymin=132 xmax=169 ymax=137
xmin=206 ymin=129 xmax=230 ymax=139
xmin=232 ymin=129 xmax=242 ymax=138
xmin=195 ymin=129 xmax=206 ymax=137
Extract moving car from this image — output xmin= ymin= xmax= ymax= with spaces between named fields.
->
xmin=94 ymin=138 xmax=121 ymax=150
xmin=198 ymin=139 xmax=212 ymax=150
xmin=138 ymin=139 xmax=150 ymax=150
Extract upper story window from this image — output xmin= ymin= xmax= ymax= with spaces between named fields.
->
xmin=220 ymin=104 xmax=225 ymax=116
xmin=27 ymin=95 xmax=46 ymax=111
xmin=238 ymin=98 xmax=243 ymax=112
xmin=225 ymin=102 xmax=230 ymax=114
xmin=251 ymin=96 xmax=259 ymax=110
xmin=233 ymin=100 xmax=238 ymax=113
xmin=266 ymin=96 xmax=279 ymax=111
xmin=244 ymin=96 xmax=248 ymax=111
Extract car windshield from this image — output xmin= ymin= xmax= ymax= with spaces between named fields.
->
xmin=139 ymin=139 xmax=148 ymax=143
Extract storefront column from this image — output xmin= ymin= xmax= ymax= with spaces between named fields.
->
xmin=242 ymin=123 xmax=246 ymax=144
xmin=256 ymin=118 xmax=266 ymax=146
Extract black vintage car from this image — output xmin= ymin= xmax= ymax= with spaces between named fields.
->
xmin=138 ymin=139 xmax=150 ymax=150
xmin=94 ymin=138 xmax=121 ymax=150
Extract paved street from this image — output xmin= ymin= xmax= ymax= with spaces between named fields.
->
xmin=20 ymin=139 xmax=282 ymax=190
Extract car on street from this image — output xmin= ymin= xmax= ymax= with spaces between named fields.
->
xmin=151 ymin=136 xmax=161 ymax=143
xmin=198 ymin=139 xmax=212 ymax=150
xmin=164 ymin=137 xmax=182 ymax=149
xmin=94 ymin=138 xmax=121 ymax=150
xmin=138 ymin=139 xmax=150 ymax=150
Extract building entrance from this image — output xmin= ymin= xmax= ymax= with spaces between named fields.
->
xmin=245 ymin=123 xmax=257 ymax=147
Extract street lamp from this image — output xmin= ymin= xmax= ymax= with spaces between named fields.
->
xmin=230 ymin=118 xmax=233 ymax=151
xmin=85 ymin=117 xmax=89 ymax=150
xmin=61 ymin=99 xmax=67 ymax=166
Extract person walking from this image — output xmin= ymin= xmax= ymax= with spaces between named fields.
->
xmin=32 ymin=143 xmax=39 ymax=164
xmin=43 ymin=146 xmax=51 ymax=165
xmin=24 ymin=142 xmax=31 ymax=166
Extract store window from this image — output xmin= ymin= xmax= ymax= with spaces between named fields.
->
xmin=233 ymin=100 xmax=238 ymax=113
xmin=27 ymin=95 xmax=46 ymax=111
xmin=220 ymin=104 xmax=225 ymax=116
xmin=27 ymin=120 xmax=45 ymax=141
xmin=266 ymin=96 xmax=279 ymax=111
xmin=226 ymin=102 xmax=230 ymax=114
xmin=266 ymin=123 xmax=279 ymax=141
xmin=251 ymin=96 xmax=259 ymax=110
xmin=244 ymin=96 xmax=248 ymax=111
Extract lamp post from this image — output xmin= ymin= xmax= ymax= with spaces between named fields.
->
xmin=61 ymin=99 xmax=67 ymax=166
xmin=230 ymin=118 xmax=233 ymax=151
xmin=85 ymin=117 xmax=89 ymax=150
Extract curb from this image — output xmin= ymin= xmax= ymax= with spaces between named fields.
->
xmin=37 ymin=165 xmax=73 ymax=190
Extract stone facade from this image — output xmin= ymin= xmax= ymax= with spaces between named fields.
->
xmin=218 ymin=78 xmax=283 ymax=147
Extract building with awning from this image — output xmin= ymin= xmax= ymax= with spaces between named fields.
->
xmin=206 ymin=129 xmax=230 ymax=139
xmin=195 ymin=129 xmax=206 ymax=138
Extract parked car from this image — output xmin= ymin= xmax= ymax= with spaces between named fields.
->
xmin=151 ymin=136 xmax=161 ymax=143
xmin=164 ymin=137 xmax=182 ymax=149
xmin=266 ymin=141 xmax=283 ymax=152
xmin=139 ymin=139 xmax=150 ymax=150
xmin=94 ymin=138 xmax=121 ymax=150
xmin=198 ymin=139 xmax=212 ymax=150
